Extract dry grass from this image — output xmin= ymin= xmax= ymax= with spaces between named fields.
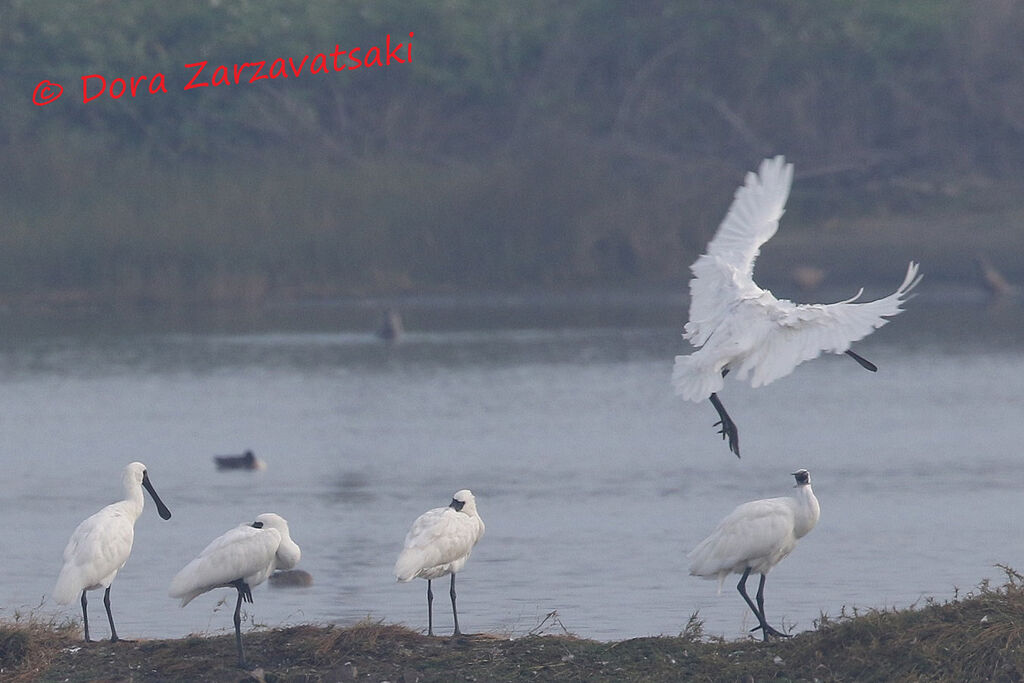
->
xmin=10 ymin=569 xmax=1024 ymax=681
xmin=0 ymin=612 xmax=79 ymax=683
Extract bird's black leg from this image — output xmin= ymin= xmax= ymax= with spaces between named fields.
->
xmin=709 ymin=393 xmax=740 ymax=457
xmin=426 ymin=579 xmax=434 ymax=636
xmin=80 ymin=590 xmax=91 ymax=642
xmin=845 ymin=349 xmax=878 ymax=372
xmin=450 ymin=573 xmax=461 ymax=636
xmin=230 ymin=579 xmax=252 ymax=668
xmin=736 ymin=568 xmax=762 ymax=627
xmin=234 ymin=588 xmax=247 ymax=668
xmin=103 ymin=586 xmax=119 ymax=642
xmin=238 ymin=579 xmax=254 ymax=605
xmin=750 ymin=573 xmax=789 ymax=640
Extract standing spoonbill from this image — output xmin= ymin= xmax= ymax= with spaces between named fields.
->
xmin=168 ymin=513 xmax=300 ymax=669
xmin=53 ymin=462 xmax=172 ymax=642
xmin=689 ymin=469 xmax=820 ymax=639
xmin=395 ymin=489 xmax=485 ymax=636
xmin=672 ymin=155 xmax=921 ymax=456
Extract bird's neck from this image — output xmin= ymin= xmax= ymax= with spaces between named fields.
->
xmin=121 ymin=483 xmax=145 ymax=520
xmin=792 ymin=485 xmax=820 ymax=539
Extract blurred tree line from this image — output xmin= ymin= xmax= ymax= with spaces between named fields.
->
xmin=0 ymin=0 xmax=1021 ymax=303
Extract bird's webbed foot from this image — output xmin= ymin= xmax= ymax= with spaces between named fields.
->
xmin=750 ymin=623 xmax=791 ymax=640
xmin=709 ymin=393 xmax=740 ymax=457
xmin=714 ymin=415 xmax=739 ymax=456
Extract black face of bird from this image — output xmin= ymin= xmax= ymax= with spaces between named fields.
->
xmin=251 ymin=521 xmax=264 ymax=528
xmin=449 ymin=498 xmax=466 ymax=512
xmin=792 ymin=469 xmax=811 ymax=486
xmin=141 ymin=470 xmax=173 ymax=520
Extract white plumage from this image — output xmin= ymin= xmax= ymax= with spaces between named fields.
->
xmin=689 ymin=469 xmax=820 ymax=639
xmin=169 ymin=512 xmax=300 ymax=668
xmin=395 ymin=489 xmax=485 ymax=636
xmin=673 ymin=155 xmax=921 ymax=456
xmin=53 ymin=461 xmax=172 ymax=642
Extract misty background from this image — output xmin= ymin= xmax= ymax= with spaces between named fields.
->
xmin=1 ymin=0 xmax=1022 ymax=306
xmin=2 ymin=1 xmax=1024 ymax=646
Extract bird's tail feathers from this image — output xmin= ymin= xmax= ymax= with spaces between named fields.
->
xmin=686 ymin=563 xmax=730 ymax=595
xmin=672 ymin=354 xmax=725 ymax=402
xmin=168 ymin=559 xmax=212 ymax=606
xmin=51 ymin=568 xmax=80 ymax=606
xmin=170 ymin=590 xmax=203 ymax=608
xmin=394 ymin=548 xmax=426 ymax=583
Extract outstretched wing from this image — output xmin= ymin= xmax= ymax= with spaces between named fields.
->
xmin=734 ymin=262 xmax=922 ymax=387
xmin=686 ymin=156 xmax=793 ymax=347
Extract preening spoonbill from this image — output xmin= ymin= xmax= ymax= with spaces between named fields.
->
xmin=689 ymin=469 xmax=819 ymax=639
xmin=168 ymin=513 xmax=300 ymax=668
xmin=395 ymin=489 xmax=485 ymax=636
xmin=672 ymin=155 xmax=921 ymax=456
xmin=52 ymin=462 xmax=172 ymax=642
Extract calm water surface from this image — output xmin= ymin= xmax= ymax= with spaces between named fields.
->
xmin=1 ymin=289 xmax=1022 ymax=641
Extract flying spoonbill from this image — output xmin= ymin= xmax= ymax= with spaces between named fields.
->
xmin=672 ymin=155 xmax=921 ymax=456
xmin=53 ymin=462 xmax=172 ymax=642
xmin=395 ymin=489 xmax=485 ymax=636
xmin=689 ymin=469 xmax=819 ymax=639
xmin=168 ymin=513 xmax=300 ymax=668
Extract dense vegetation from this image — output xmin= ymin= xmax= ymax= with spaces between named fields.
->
xmin=4 ymin=571 xmax=1024 ymax=681
xmin=2 ymin=1 xmax=1023 ymax=303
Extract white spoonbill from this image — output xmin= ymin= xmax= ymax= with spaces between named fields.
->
xmin=168 ymin=513 xmax=300 ymax=669
xmin=689 ymin=469 xmax=820 ymax=639
xmin=672 ymin=155 xmax=921 ymax=456
xmin=53 ymin=461 xmax=172 ymax=642
xmin=395 ymin=489 xmax=485 ymax=636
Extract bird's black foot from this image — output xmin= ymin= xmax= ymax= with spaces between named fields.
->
xmin=709 ymin=392 xmax=740 ymax=457
xmin=750 ymin=623 xmax=790 ymax=640
xmin=713 ymin=416 xmax=740 ymax=457
xmin=845 ymin=349 xmax=878 ymax=372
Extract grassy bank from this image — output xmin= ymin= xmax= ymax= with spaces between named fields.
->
xmin=5 ymin=570 xmax=1024 ymax=681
